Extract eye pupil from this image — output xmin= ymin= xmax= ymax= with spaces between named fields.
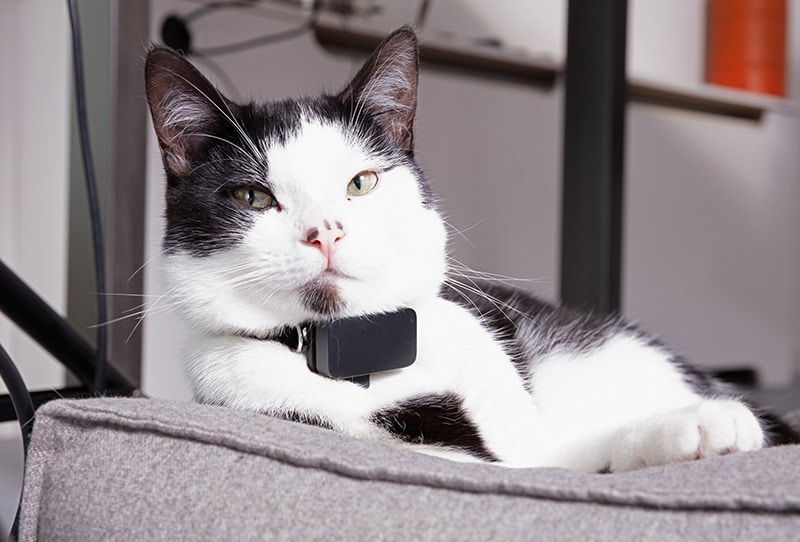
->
xmin=246 ymin=190 xmax=256 ymax=205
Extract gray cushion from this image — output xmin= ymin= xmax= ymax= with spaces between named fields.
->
xmin=18 ymin=398 xmax=800 ymax=541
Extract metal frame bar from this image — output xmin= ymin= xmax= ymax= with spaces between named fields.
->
xmin=560 ymin=0 xmax=628 ymax=314
xmin=0 ymin=259 xmax=136 ymax=422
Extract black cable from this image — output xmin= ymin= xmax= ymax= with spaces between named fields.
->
xmin=0 ymin=259 xmax=135 ymax=393
xmin=166 ymin=0 xmax=321 ymax=58
xmin=161 ymin=0 xmax=263 ymax=53
xmin=67 ymin=0 xmax=108 ymax=394
xmin=183 ymin=1 xmax=261 ymax=23
xmin=0 ymin=343 xmax=34 ymax=457
xmin=0 ymin=341 xmax=34 ymax=540
xmin=195 ymin=4 xmax=318 ymax=56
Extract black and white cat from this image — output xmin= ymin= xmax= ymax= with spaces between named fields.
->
xmin=145 ymin=27 xmax=794 ymax=473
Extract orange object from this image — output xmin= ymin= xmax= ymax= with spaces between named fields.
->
xmin=706 ymin=0 xmax=787 ymax=96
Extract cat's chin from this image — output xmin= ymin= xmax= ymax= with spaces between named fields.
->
xmin=299 ymin=278 xmax=346 ymax=316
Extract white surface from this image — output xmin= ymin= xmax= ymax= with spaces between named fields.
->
xmin=628 ymin=0 xmax=705 ymax=87
xmin=624 ymin=104 xmax=800 ymax=387
xmin=423 ymin=0 xmax=566 ymax=62
xmin=0 ymin=0 xmax=71 ymax=393
xmin=0 ymin=0 xmax=71 ymax=533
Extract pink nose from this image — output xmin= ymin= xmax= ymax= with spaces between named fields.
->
xmin=305 ymin=219 xmax=345 ymax=265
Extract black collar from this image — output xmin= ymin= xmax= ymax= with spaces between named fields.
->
xmin=266 ymin=324 xmax=308 ymax=353
xmin=259 ymin=323 xmax=371 ymax=387
xmin=241 ymin=309 xmax=417 ymax=390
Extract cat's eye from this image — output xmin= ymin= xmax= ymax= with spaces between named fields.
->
xmin=233 ymin=187 xmax=276 ymax=209
xmin=347 ymin=170 xmax=379 ymax=197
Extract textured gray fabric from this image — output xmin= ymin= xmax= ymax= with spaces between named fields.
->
xmin=18 ymin=398 xmax=800 ymax=541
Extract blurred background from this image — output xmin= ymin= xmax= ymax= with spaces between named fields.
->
xmin=2 ymin=0 xmax=800 ymax=533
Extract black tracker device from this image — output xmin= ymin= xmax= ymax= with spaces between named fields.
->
xmin=305 ymin=308 xmax=417 ymax=387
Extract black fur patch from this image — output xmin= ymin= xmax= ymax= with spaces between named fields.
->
xmin=755 ymin=409 xmax=800 ymax=446
xmin=442 ymin=280 xmax=631 ymax=385
xmin=372 ymin=393 xmax=498 ymax=462
xmin=443 ymin=279 xmax=726 ymax=397
xmin=162 ymin=99 xmax=303 ymax=257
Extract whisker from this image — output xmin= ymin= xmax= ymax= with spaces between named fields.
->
xmin=128 ymin=251 xmax=166 ymax=283
xmin=447 ymin=258 xmax=547 ymax=286
xmin=97 ymin=292 xmax=166 ymax=299
xmin=444 ymin=275 xmax=530 ymax=329
xmin=167 ymin=71 xmax=264 ymax=162
xmin=442 ymin=217 xmax=485 ymax=252
xmin=124 ymin=288 xmax=186 ymax=343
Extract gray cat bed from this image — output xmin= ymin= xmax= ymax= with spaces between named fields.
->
xmin=18 ymin=398 xmax=800 ymax=541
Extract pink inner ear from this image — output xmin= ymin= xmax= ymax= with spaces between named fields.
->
xmin=145 ymin=47 xmax=235 ymax=177
xmin=339 ymin=27 xmax=419 ymax=151
xmin=153 ymin=91 xmax=214 ymax=176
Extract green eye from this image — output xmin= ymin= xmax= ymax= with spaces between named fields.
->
xmin=233 ymin=187 xmax=276 ymax=209
xmin=347 ymin=170 xmax=379 ymax=197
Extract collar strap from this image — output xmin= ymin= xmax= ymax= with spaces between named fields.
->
xmin=269 ymin=324 xmax=308 ymax=353
xmin=261 ymin=323 xmax=370 ymax=388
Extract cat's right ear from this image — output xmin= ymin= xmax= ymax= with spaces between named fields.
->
xmin=339 ymin=26 xmax=419 ymax=152
xmin=145 ymin=47 xmax=235 ymax=177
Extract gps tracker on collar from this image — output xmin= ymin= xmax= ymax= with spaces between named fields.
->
xmin=305 ymin=308 xmax=417 ymax=387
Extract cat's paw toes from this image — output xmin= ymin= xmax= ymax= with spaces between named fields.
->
xmin=695 ymin=400 xmax=763 ymax=456
xmin=609 ymin=400 xmax=764 ymax=472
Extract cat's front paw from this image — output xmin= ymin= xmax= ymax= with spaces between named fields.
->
xmin=609 ymin=399 xmax=764 ymax=472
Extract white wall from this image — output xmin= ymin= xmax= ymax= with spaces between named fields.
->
xmin=422 ymin=0 xmax=565 ymax=61
xmin=628 ymin=0 xmax=705 ymax=85
xmin=624 ymin=105 xmax=800 ymax=386
xmin=0 ymin=1 xmax=71 ymax=393
xmin=0 ymin=0 xmax=71 ymax=531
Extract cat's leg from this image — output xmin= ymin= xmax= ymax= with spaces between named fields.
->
xmin=366 ymin=298 xmax=557 ymax=465
xmin=183 ymin=334 xmax=388 ymax=441
xmin=530 ymin=333 xmax=766 ymax=472
xmin=607 ymin=398 xmax=764 ymax=472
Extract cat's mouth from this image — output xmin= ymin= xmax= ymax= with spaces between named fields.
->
xmin=321 ymin=267 xmax=352 ymax=279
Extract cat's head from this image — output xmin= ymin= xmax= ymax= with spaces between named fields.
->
xmin=145 ymin=27 xmax=447 ymax=336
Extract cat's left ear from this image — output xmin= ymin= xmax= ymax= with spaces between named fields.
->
xmin=339 ymin=26 xmax=419 ymax=152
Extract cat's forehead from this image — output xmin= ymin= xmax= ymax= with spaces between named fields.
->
xmin=269 ymin=117 xmax=354 ymax=157
xmin=264 ymin=118 xmax=388 ymax=187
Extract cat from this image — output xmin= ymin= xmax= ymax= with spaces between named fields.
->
xmin=144 ymin=26 xmax=796 ymax=473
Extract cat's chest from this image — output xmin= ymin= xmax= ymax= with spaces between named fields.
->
xmin=367 ymin=298 xmax=520 ymax=398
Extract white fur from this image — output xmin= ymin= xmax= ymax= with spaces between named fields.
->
xmin=168 ymin=119 xmax=764 ymax=472
xmin=608 ymin=400 xmax=764 ymax=471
